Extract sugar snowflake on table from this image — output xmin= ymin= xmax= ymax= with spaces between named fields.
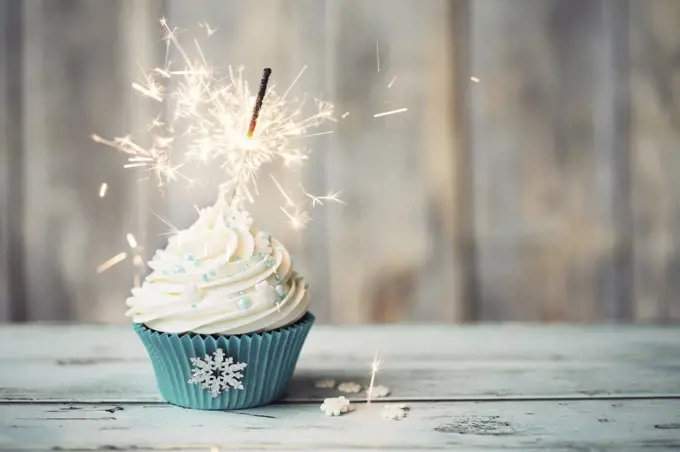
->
xmin=314 ymin=378 xmax=336 ymax=389
xmin=320 ymin=396 xmax=355 ymax=417
xmin=381 ymin=403 xmax=409 ymax=420
xmin=187 ymin=349 xmax=247 ymax=397
xmin=337 ymin=381 xmax=362 ymax=393
xmin=367 ymin=384 xmax=390 ymax=398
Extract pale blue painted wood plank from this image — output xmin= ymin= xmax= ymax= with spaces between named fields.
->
xmin=1 ymin=400 xmax=679 ymax=450
xmin=0 ymin=325 xmax=679 ymax=402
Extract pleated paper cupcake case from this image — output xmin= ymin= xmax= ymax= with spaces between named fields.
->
xmin=133 ymin=312 xmax=314 ymax=410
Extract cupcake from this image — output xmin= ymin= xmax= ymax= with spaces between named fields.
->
xmin=127 ymin=197 xmax=314 ymax=410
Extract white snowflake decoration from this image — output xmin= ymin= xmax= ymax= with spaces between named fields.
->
xmin=381 ymin=403 xmax=409 ymax=420
xmin=320 ymin=396 xmax=355 ymax=417
xmin=187 ymin=349 xmax=247 ymax=398
xmin=337 ymin=381 xmax=362 ymax=393
xmin=314 ymin=378 xmax=336 ymax=389
xmin=367 ymin=384 xmax=390 ymax=398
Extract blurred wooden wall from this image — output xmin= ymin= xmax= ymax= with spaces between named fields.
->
xmin=1 ymin=0 xmax=679 ymax=324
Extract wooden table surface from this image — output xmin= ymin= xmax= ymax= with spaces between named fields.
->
xmin=1 ymin=324 xmax=679 ymax=451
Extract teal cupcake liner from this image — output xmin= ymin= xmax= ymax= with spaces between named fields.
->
xmin=133 ymin=312 xmax=315 ymax=410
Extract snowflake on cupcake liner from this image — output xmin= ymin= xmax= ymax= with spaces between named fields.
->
xmin=320 ymin=396 xmax=355 ymax=417
xmin=337 ymin=381 xmax=362 ymax=393
xmin=381 ymin=403 xmax=409 ymax=421
xmin=187 ymin=349 xmax=247 ymax=398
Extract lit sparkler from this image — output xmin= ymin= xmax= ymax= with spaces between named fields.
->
xmin=93 ymin=18 xmax=339 ymax=221
xmin=366 ymin=349 xmax=381 ymax=405
xmin=373 ymin=108 xmax=408 ymax=118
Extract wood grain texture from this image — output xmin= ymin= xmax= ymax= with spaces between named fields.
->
xmin=324 ymin=0 xmax=462 ymax=323
xmin=629 ymin=0 xmax=680 ymax=323
xmin=1 ymin=325 xmax=679 ymax=402
xmin=2 ymin=400 xmax=679 ymax=450
xmin=4 ymin=0 xmax=680 ymax=324
xmin=0 ymin=0 xmax=23 ymax=322
xmin=469 ymin=0 xmax=629 ymax=322
xmin=1 ymin=325 xmax=679 ymax=450
xmin=20 ymin=0 xmax=164 ymax=323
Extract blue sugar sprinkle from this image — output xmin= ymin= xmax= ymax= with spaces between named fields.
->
xmin=274 ymin=273 xmax=280 ymax=281
xmin=173 ymin=265 xmax=186 ymax=274
xmin=209 ymin=270 xmax=216 ymax=276
xmin=237 ymin=298 xmax=252 ymax=310
xmin=191 ymin=304 xmax=197 ymax=309
xmin=201 ymin=274 xmax=209 ymax=282
xmin=184 ymin=253 xmax=198 ymax=261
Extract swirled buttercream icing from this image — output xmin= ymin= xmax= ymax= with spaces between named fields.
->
xmin=126 ymin=200 xmax=309 ymax=335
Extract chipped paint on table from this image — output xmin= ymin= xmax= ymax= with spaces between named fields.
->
xmin=0 ymin=325 xmax=679 ymax=450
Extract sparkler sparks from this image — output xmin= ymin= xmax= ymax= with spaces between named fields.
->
xmin=376 ymin=40 xmax=381 ymax=73
xmin=93 ymin=18 xmax=336 ymax=219
xmin=373 ymin=107 xmax=408 ymax=118
xmin=199 ymin=21 xmax=217 ymax=37
xmin=366 ymin=349 xmax=382 ymax=405
xmin=126 ymin=233 xmax=138 ymax=249
xmin=270 ymin=175 xmax=344 ymax=230
xmin=96 ymin=252 xmax=128 ymax=274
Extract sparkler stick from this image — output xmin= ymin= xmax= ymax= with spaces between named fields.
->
xmin=230 ymin=68 xmax=272 ymax=206
xmin=94 ymin=19 xmax=340 ymax=230
xmin=247 ymin=68 xmax=272 ymax=138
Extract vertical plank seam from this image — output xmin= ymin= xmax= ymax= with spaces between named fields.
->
xmin=597 ymin=0 xmax=634 ymax=321
xmin=3 ymin=0 xmax=27 ymax=321
xmin=452 ymin=0 xmax=480 ymax=321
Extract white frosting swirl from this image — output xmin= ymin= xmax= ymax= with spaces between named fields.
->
xmin=126 ymin=200 xmax=309 ymax=335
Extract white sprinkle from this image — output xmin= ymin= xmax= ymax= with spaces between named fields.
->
xmin=387 ymin=76 xmax=398 ymax=89
xmin=373 ymin=108 xmax=408 ymax=118
xmin=99 ymin=183 xmax=108 ymax=197
xmin=470 ymin=76 xmax=480 ymax=83
xmin=341 ymin=111 xmax=350 ymax=119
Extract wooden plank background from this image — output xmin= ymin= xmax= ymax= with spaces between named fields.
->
xmin=1 ymin=0 xmax=679 ymax=324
